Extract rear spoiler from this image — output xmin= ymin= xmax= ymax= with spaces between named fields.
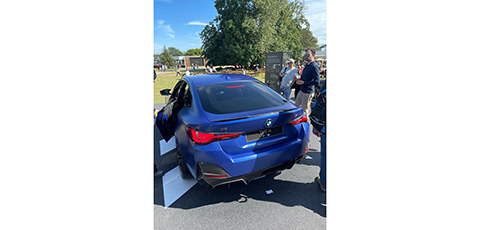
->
xmin=211 ymin=107 xmax=298 ymax=123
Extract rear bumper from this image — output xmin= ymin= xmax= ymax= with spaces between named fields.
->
xmin=183 ymin=122 xmax=310 ymax=188
xmin=197 ymin=153 xmax=307 ymax=188
xmin=189 ymin=123 xmax=309 ymax=177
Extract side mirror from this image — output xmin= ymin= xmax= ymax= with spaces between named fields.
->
xmin=160 ymin=89 xmax=171 ymax=96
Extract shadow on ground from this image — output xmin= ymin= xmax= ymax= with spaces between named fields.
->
xmin=154 ymin=169 xmax=326 ymax=217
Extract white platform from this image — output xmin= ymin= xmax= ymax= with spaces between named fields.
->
xmin=160 ymin=138 xmax=176 ymax=156
xmin=162 ymin=166 xmax=197 ymax=208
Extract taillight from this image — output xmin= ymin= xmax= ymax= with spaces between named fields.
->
xmin=187 ymin=126 xmax=242 ymax=145
xmin=204 ymin=174 xmax=228 ymax=178
xmin=289 ymin=114 xmax=308 ymax=125
xmin=227 ymin=85 xmax=244 ymax=88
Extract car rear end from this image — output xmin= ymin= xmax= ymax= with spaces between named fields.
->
xmin=187 ymin=78 xmax=310 ymax=188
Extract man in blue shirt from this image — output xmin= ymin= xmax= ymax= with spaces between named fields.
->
xmin=295 ymin=47 xmax=320 ymax=115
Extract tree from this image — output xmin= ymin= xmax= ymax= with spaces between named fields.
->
xmin=201 ymin=0 xmax=315 ymax=67
xmin=167 ymin=47 xmax=184 ymax=56
xmin=201 ymin=0 xmax=256 ymax=67
xmin=160 ymin=45 xmax=175 ymax=67
xmin=185 ymin=48 xmax=203 ymax=56
xmin=300 ymin=28 xmax=319 ymax=53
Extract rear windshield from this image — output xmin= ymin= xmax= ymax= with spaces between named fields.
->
xmin=196 ymin=81 xmax=286 ymax=114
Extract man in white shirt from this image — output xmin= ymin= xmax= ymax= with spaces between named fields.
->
xmin=279 ymin=58 xmax=298 ymax=100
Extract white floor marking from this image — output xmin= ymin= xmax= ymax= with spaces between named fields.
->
xmin=162 ymin=165 xmax=197 ymax=208
xmin=160 ymin=138 xmax=176 ymax=156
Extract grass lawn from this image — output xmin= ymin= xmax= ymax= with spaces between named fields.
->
xmin=154 ymin=70 xmax=265 ymax=104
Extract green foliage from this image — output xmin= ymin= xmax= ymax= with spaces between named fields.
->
xmin=300 ymin=28 xmax=319 ymax=53
xmin=167 ymin=47 xmax=184 ymax=56
xmin=201 ymin=0 xmax=316 ymax=66
xmin=201 ymin=0 xmax=256 ymax=67
xmin=160 ymin=45 xmax=175 ymax=67
xmin=185 ymin=48 xmax=203 ymax=56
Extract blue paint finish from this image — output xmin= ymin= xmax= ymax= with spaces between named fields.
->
xmin=172 ymin=74 xmax=310 ymax=185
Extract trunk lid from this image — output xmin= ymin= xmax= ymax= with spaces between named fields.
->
xmin=204 ymin=106 xmax=305 ymax=155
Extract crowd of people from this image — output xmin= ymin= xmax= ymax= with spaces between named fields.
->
xmin=155 ymin=62 xmax=268 ymax=78
xmin=278 ymin=47 xmax=327 ymax=193
xmin=155 ymin=64 xmax=168 ymax=72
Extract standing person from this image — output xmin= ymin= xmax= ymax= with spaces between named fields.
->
xmin=295 ymin=47 xmax=320 ymax=115
xmin=185 ymin=68 xmax=190 ymax=76
xmin=176 ymin=64 xmax=181 ymax=77
xmin=242 ymin=69 xmax=246 ymax=75
xmin=279 ymin=58 xmax=298 ymax=100
xmin=310 ymin=79 xmax=326 ymax=192
xmin=291 ymin=64 xmax=303 ymax=99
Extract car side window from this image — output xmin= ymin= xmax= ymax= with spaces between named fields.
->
xmin=184 ymin=84 xmax=192 ymax=108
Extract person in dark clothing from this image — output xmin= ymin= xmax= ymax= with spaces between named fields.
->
xmin=176 ymin=65 xmax=181 ymax=77
xmin=311 ymin=79 xmax=326 ymax=192
xmin=295 ymin=47 xmax=320 ymax=115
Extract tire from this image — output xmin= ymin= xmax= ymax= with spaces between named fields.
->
xmin=177 ymin=147 xmax=192 ymax=179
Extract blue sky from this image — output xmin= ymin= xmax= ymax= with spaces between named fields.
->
xmin=154 ymin=0 xmax=326 ymax=54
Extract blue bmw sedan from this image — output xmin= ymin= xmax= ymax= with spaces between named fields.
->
xmin=157 ymin=74 xmax=310 ymax=188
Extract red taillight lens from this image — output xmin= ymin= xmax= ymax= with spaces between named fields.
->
xmin=204 ymin=174 xmax=228 ymax=178
xmin=187 ymin=127 xmax=242 ymax=145
xmin=289 ymin=114 xmax=308 ymax=125
xmin=187 ymin=127 xmax=216 ymax=144
xmin=227 ymin=85 xmax=244 ymax=88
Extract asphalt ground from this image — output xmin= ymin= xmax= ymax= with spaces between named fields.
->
xmin=154 ymin=102 xmax=326 ymax=229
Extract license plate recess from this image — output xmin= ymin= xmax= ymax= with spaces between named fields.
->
xmin=246 ymin=126 xmax=283 ymax=142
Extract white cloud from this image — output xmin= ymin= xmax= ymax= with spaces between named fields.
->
xmin=305 ymin=0 xmax=326 ymax=45
xmin=155 ymin=20 xmax=175 ymax=38
xmin=188 ymin=21 xmax=209 ymax=26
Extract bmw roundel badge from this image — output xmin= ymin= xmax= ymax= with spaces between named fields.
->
xmin=265 ymin=119 xmax=273 ymax=128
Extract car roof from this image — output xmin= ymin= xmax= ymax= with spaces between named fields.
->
xmin=183 ymin=73 xmax=260 ymax=87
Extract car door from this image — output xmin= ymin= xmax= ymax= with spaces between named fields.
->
xmin=155 ymin=80 xmax=187 ymax=142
